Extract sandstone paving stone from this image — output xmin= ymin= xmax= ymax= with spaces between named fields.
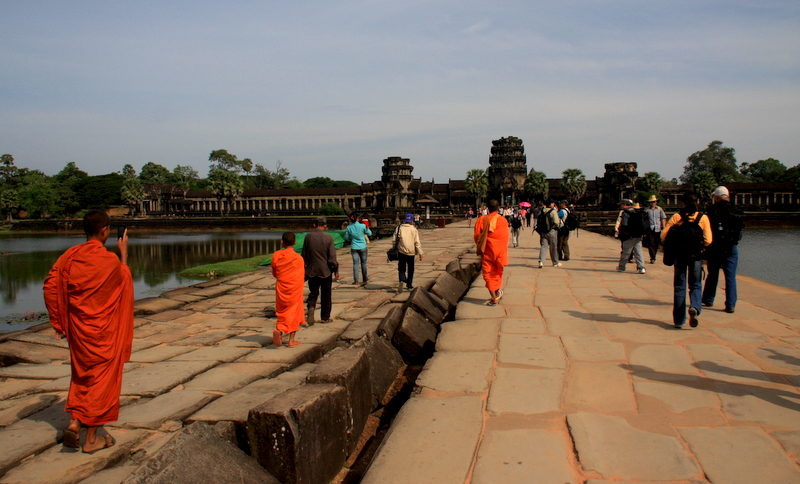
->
xmin=0 ymin=397 xmax=69 ymax=476
xmin=80 ymin=465 xmax=139 ymax=484
xmin=679 ymin=426 xmax=800 ymax=484
xmin=168 ymin=345 xmax=254 ymax=363
xmin=171 ymin=329 xmax=243 ymax=346
xmin=715 ymin=381 xmax=800 ymax=427
xmin=188 ymin=284 xmax=237 ymax=298
xmin=134 ymin=297 xmax=185 ymax=315
xmin=545 ymin=318 xmax=605 ymax=337
xmin=688 ymin=344 xmax=771 ymax=384
xmin=237 ymin=342 xmax=324 ymax=367
xmin=121 ymin=360 xmax=219 ymax=397
xmin=0 ymin=341 xmax=70 ymax=364
xmin=472 ymin=428 xmax=577 ymax=484
xmin=487 ymin=368 xmax=565 ymax=415
xmin=139 ymin=309 xmax=194 ymax=322
xmin=227 ymin=273 xmax=268 ymax=286
xmin=709 ymin=327 xmax=771 ymax=344
xmin=0 ymin=364 xmax=71 ymax=380
xmin=629 ymin=344 xmax=700 ymax=377
xmin=392 ymin=307 xmax=438 ymax=361
xmin=416 ymin=351 xmax=494 ymax=393
xmin=771 ymin=430 xmax=800 ymax=466
xmin=632 ymin=378 xmax=719 ymax=413
xmin=0 ymin=393 xmax=60 ymax=427
xmin=117 ymin=390 xmax=218 ymax=429
xmin=436 ymin=319 xmax=500 ymax=352
xmin=561 ymin=336 xmax=626 ymax=361
xmin=128 ymin=345 xmax=194 ymax=363
xmin=0 ymin=428 xmax=148 ymax=484
xmin=752 ymin=344 xmax=800 ymax=371
xmin=232 ymin=316 xmax=270 ymax=328
xmin=564 ymin=361 xmax=636 ymax=413
xmin=340 ymin=318 xmax=380 ymax=341
xmin=361 ymin=396 xmax=483 ymax=484
xmin=0 ymin=379 xmax=43 ymax=400
xmin=500 ymin=317 xmax=545 ymax=334
xmin=8 ymin=332 xmax=69 ymax=349
xmin=142 ymin=326 xmax=204 ymax=344
xmin=497 ymin=334 xmax=566 ymax=368
xmin=183 ymin=362 xmax=283 ymax=392
xmin=354 ymin=332 xmax=405 ymax=406
xmin=567 ymin=412 xmax=699 ymax=481
xmin=455 ymin=299 xmax=506 ymax=320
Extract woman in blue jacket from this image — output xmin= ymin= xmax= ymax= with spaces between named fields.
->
xmin=345 ymin=213 xmax=373 ymax=285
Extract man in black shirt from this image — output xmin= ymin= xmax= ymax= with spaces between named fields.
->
xmin=301 ymin=217 xmax=339 ymax=324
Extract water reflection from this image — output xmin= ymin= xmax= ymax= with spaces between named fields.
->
xmin=0 ymin=232 xmax=283 ymax=322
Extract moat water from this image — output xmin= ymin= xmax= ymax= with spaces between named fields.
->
xmin=1 ymin=228 xmax=797 ymax=331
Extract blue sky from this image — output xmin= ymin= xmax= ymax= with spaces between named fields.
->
xmin=2 ymin=1 xmax=798 ymax=184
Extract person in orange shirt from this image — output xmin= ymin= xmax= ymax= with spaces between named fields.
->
xmin=271 ymin=232 xmax=305 ymax=347
xmin=661 ymin=192 xmax=713 ymax=329
xmin=43 ymin=210 xmax=134 ymax=454
xmin=474 ymin=199 xmax=509 ymax=306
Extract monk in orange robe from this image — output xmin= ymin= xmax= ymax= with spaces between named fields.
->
xmin=43 ymin=210 xmax=134 ymax=454
xmin=474 ymin=199 xmax=509 ymax=306
xmin=271 ymin=232 xmax=305 ymax=347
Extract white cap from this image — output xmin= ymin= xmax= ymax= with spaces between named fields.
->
xmin=712 ymin=186 xmax=729 ymax=198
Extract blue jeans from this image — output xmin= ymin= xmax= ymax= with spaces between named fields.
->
xmin=703 ymin=245 xmax=738 ymax=310
xmin=672 ymin=257 xmax=703 ymax=326
xmin=351 ymin=249 xmax=368 ymax=283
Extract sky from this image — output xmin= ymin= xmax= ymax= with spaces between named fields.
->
xmin=2 ymin=1 xmax=799 ymax=185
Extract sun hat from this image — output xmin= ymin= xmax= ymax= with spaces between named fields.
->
xmin=647 ymin=195 xmax=659 ymax=202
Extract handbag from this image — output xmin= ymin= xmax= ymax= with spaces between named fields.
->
xmin=386 ymin=227 xmax=400 ymax=261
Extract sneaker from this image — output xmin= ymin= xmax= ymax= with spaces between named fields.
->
xmin=688 ymin=307 xmax=699 ymax=327
xmin=725 ymin=307 xmax=735 ymax=314
xmin=615 ymin=267 xmax=625 ymax=272
xmin=553 ymin=262 xmax=563 ymax=268
xmin=702 ymin=302 xmax=713 ymax=307
xmin=638 ymin=268 xmax=646 ymax=274
xmin=538 ymin=262 xmax=544 ymax=269
xmin=650 ymin=259 xmax=656 ymax=264
xmin=674 ymin=324 xmax=684 ymax=330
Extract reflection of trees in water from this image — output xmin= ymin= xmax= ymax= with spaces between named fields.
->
xmin=0 ymin=238 xmax=283 ymax=305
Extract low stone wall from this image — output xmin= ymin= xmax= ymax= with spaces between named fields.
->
xmin=245 ymin=257 xmax=480 ymax=484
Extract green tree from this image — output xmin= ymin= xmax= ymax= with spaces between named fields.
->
xmin=0 ymin=154 xmax=18 ymax=184
xmin=465 ymin=169 xmax=488 ymax=208
xmin=121 ymin=178 xmax=145 ymax=216
xmin=524 ymin=169 xmax=548 ymax=203
xmin=0 ymin=187 xmax=19 ymax=221
xmin=692 ymin=172 xmax=717 ymax=206
xmin=252 ymin=161 xmax=293 ymax=189
xmin=560 ymin=168 xmax=587 ymax=202
xmin=641 ymin=172 xmax=665 ymax=196
xmin=208 ymin=169 xmax=244 ymax=216
xmin=122 ymin=164 xmax=137 ymax=179
xmin=17 ymin=171 xmax=60 ymax=218
xmin=782 ymin=164 xmax=800 ymax=183
xmin=740 ymin=158 xmax=786 ymax=182
xmin=75 ymin=173 xmax=125 ymax=208
xmin=171 ymin=165 xmax=199 ymax=187
xmin=304 ymin=176 xmax=336 ymax=188
xmin=681 ymin=140 xmax=740 ymax=184
xmin=139 ymin=162 xmax=171 ymax=184
xmin=319 ymin=202 xmax=345 ymax=215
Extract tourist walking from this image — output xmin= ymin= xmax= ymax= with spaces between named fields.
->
xmin=645 ymin=195 xmax=667 ymax=263
xmin=393 ymin=213 xmax=424 ymax=292
xmin=510 ymin=212 xmax=523 ymax=247
xmin=301 ymin=217 xmax=339 ymax=325
xmin=271 ymin=232 xmax=305 ymax=347
xmin=43 ymin=210 xmax=134 ymax=454
xmin=661 ymin=192 xmax=713 ymax=329
xmin=702 ymin=186 xmax=744 ymax=313
xmin=345 ymin=213 xmax=372 ymax=285
xmin=474 ymin=199 xmax=509 ymax=305
xmin=466 ymin=208 xmax=475 ymax=227
xmin=616 ymin=199 xmax=647 ymax=273
xmin=535 ymin=198 xmax=562 ymax=268
xmin=557 ymin=200 xmax=571 ymax=261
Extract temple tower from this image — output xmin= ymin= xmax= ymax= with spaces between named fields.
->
xmin=380 ymin=156 xmax=415 ymax=209
xmin=487 ymin=136 xmax=528 ymax=205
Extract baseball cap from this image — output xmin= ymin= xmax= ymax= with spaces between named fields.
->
xmin=712 ymin=186 xmax=729 ymax=198
xmin=404 ymin=213 xmax=414 ymax=223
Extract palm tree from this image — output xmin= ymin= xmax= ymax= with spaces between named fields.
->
xmin=208 ymin=169 xmax=244 ymax=216
xmin=560 ymin=168 xmax=587 ymax=202
xmin=121 ymin=178 xmax=145 ymax=216
xmin=524 ymin=169 xmax=548 ymax=203
xmin=642 ymin=172 xmax=665 ymax=197
xmin=465 ymin=169 xmax=488 ymax=208
xmin=692 ymin=172 xmax=717 ymax=206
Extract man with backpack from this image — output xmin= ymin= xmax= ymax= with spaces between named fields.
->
xmin=702 ymin=186 xmax=744 ymax=313
xmin=661 ymin=192 xmax=713 ymax=329
xmin=535 ymin=198 xmax=562 ymax=268
xmin=557 ymin=200 xmax=573 ymax=261
xmin=615 ymin=200 xmax=647 ymax=274
xmin=510 ymin=211 xmax=524 ymax=247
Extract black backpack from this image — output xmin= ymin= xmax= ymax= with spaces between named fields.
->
xmin=511 ymin=216 xmax=523 ymax=229
xmin=709 ymin=203 xmax=745 ymax=247
xmin=565 ymin=211 xmax=579 ymax=231
xmin=535 ymin=209 xmax=552 ymax=234
xmin=620 ymin=209 xmax=646 ymax=239
xmin=662 ymin=213 xmax=705 ymax=266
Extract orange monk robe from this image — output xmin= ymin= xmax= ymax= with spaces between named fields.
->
xmin=271 ymin=248 xmax=306 ymax=333
xmin=474 ymin=213 xmax=510 ymax=291
xmin=43 ymin=240 xmax=134 ymax=427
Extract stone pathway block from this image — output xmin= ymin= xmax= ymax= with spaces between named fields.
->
xmin=392 ymin=307 xmax=438 ymax=361
xmin=121 ymin=360 xmax=219 ymax=397
xmin=354 ymin=332 xmax=405 ymax=406
xmin=488 ymin=368 xmax=565 ymax=415
xmin=472 ymin=429 xmax=577 ymax=484
xmin=416 ymin=351 xmax=494 ymax=393
xmin=248 ymin=384 xmax=349 ymax=484
xmin=497 ymin=334 xmax=566 ymax=369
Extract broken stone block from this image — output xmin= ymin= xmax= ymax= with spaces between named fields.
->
xmin=376 ymin=305 xmax=404 ymax=341
xmin=121 ymin=422 xmax=279 ymax=484
xmin=392 ymin=307 xmax=437 ymax=362
xmin=404 ymin=287 xmax=445 ymax=325
xmin=354 ymin=332 xmax=405 ymax=407
xmin=430 ymin=272 xmax=469 ymax=310
xmin=248 ymin=384 xmax=349 ymax=484
xmin=306 ymin=347 xmax=372 ymax=455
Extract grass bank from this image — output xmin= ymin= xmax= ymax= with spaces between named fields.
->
xmin=180 ymin=254 xmax=270 ymax=279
